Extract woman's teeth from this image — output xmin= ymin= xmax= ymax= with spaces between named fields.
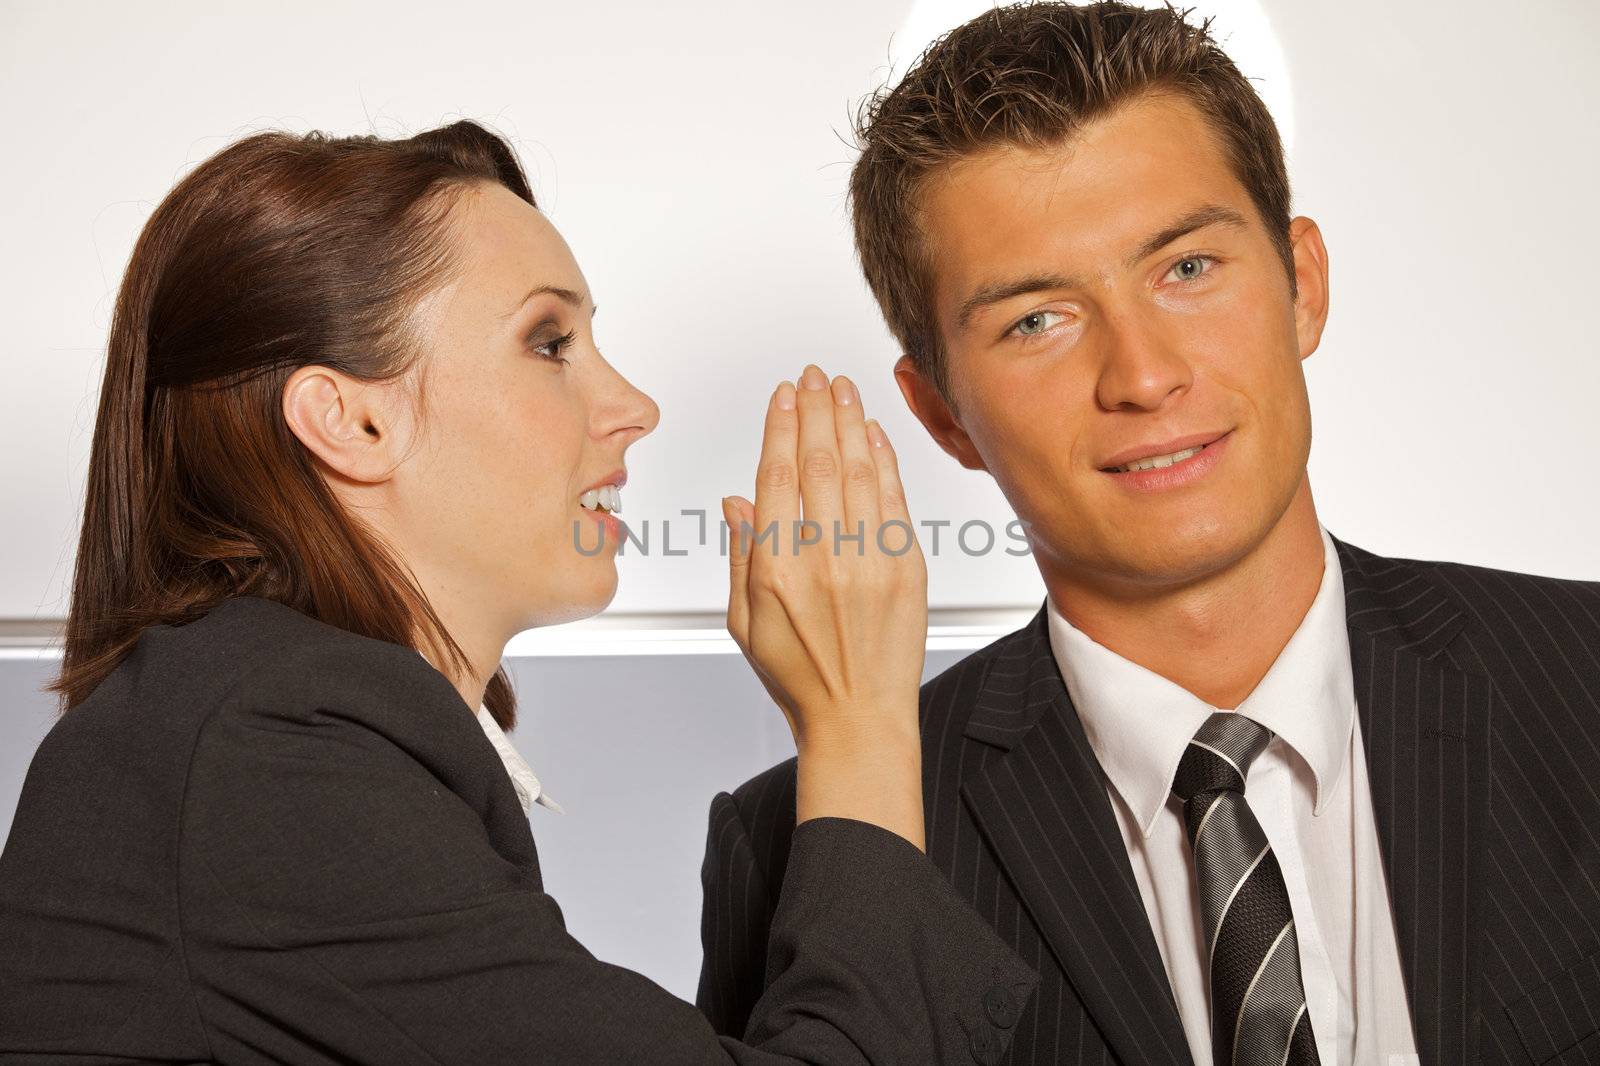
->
xmin=578 ymin=484 xmax=623 ymax=514
xmin=1113 ymin=444 xmax=1205 ymax=473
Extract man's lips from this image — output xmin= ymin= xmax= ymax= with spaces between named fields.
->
xmin=1099 ymin=430 xmax=1233 ymax=491
xmin=1098 ymin=430 xmax=1231 ymax=472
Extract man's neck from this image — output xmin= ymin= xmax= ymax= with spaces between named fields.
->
xmin=1040 ymin=479 xmax=1327 ymax=709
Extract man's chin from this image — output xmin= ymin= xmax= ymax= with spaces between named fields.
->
xmin=1037 ymin=509 xmax=1262 ymax=591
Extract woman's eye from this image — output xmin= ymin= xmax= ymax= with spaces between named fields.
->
xmin=1013 ymin=310 xmax=1066 ymax=337
xmin=530 ymin=329 xmax=575 ymax=365
xmin=1168 ymin=255 xmax=1216 ymax=283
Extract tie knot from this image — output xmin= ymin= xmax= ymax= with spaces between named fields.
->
xmin=1170 ymin=712 xmax=1273 ymax=803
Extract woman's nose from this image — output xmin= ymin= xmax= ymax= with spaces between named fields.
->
xmin=626 ymin=380 xmax=660 ymax=441
xmin=594 ymin=358 xmax=660 ymax=445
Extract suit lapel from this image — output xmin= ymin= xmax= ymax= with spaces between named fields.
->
xmin=1335 ymin=535 xmax=1490 ymax=1066
xmin=954 ymin=537 xmax=1491 ymax=1065
xmin=961 ymin=605 xmax=1195 ymax=1066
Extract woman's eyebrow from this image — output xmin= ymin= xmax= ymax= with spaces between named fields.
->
xmin=501 ymin=284 xmax=589 ymax=320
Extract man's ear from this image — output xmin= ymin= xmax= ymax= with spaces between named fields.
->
xmin=281 ymin=365 xmax=407 ymax=485
xmin=893 ymin=354 xmax=988 ymax=472
xmin=1288 ymin=215 xmax=1330 ymax=362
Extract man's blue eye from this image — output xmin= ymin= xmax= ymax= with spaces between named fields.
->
xmin=1014 ymin=310 xmax=1065 ymax=336
xmin=1171 ymin=256 xmax=1214 ymax=281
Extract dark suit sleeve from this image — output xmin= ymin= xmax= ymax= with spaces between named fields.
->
xmin=180 ymin=666 xmax=1038 ymax=1065
xmin=697 ymin=789 xmax=778 ymax=1037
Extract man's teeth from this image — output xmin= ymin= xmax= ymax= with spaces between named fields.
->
xmin=1113 ymin=445 xmax=1205 ymax=473
xmin=578 ymin=485 xmax=623 ymax=514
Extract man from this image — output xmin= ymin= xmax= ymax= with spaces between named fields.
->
xmin=696 ymin=3 xmax=1600 ymax=1065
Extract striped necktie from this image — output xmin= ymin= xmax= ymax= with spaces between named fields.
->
xmin=1171 ymin=711 xmax=1321 ymax=1066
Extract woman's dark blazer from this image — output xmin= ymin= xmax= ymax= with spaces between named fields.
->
xmin=0 ymin=595 xmax=1037 ymax=1065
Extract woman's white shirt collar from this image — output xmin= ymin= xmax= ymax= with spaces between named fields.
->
xmin=475 ymin=703 xmax=563 ymax=816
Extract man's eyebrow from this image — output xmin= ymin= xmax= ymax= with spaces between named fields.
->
xmin=956 ymin=272 xmax=1083 ymax=333
xmin=1126 ymin=203 xmax=1248 ymax=269
xmin=953 ymin=203 xmax=1251 ymax=332
xmin=501 ymin=284 xmax=590 ymax=320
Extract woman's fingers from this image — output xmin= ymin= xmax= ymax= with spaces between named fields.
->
xmin=829 ymin=374 xmax=880 ymax=537
xmin=725 ymin=491 xmax=800 ymax=725
xmin=794 ymin=364 xmax=843 ymax=552
xmin=722 ymin=494 xmax=753 ymax=649
xmin=728 ymin=365 xmax=925 ymax=731
xmin=753 ymin=381 xmax=799 ymax=559
xmin=865 ymin=418 xmax=916 ymax=554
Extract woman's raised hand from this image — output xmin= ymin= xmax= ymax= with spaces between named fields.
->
xmin=721 ymin=364 xmax=929 ymax=850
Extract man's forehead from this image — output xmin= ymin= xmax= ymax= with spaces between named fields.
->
xmin=919 ymin=103 xmax=1253 ymax=293
xmin=930 ymin=101 xmax=1237 ymax=219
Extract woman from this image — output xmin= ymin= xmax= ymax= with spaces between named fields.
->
xmin=0 ymin=122 xmax=1035 ymax=1063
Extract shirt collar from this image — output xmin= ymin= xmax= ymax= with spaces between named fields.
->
xmin=1044 ymin=525 xmax=1356 ymax=838
xmin=475 ymin=704 xmax=563 ymax=816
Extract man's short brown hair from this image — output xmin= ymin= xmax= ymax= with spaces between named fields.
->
xmin=849 ymin=0 xmax=1295 ymax=404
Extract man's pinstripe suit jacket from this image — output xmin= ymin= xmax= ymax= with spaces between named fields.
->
xmin=697 ymin=534 xmax=1600 ymax=1065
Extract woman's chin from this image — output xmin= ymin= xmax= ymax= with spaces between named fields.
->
xmin=519 ymin=571 xmax=618 ymax=629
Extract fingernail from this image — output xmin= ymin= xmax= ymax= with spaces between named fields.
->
xmin=831 ymin=375 xmax=858 ymax=405
xmin=865 ymin=418 xmax=887 ymax=448
xmin=800 ymin=364 xmax=827 ymax=390
xmin=775 ymin=381 xmax=796 ymax=410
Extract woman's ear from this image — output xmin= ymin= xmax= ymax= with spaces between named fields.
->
xmin=281 ymin=366 xmax=406 ymax=484
xmin=892 ymin=355 xmax=988 ymax=472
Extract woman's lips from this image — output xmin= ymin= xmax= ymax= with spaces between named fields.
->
xmin=1101 ymin=429 xmax=1232 ymax=492
xmin=578 ymin=505 xmax=623 ymax=547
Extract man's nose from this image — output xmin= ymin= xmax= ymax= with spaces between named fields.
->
xmin=1092 ymin=308 xmax=1193 ymax=412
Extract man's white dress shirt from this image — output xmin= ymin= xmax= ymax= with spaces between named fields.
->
xmin=1044 ymin=526 xmax=1419 ymax=1066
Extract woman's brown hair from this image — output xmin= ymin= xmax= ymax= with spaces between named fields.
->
xmin=48 ymin=120 xmax=534 ymax=728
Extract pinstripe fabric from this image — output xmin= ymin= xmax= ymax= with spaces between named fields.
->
xmin=699 ymin=534 xmax=1600 ymax=1065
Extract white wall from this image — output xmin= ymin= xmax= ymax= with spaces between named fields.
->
xmin=3 ymin=0 xmax=1596 ymax=626
xmin=1273 ymin=0 xmax=1600 ymax=573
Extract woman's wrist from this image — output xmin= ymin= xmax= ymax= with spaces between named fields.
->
xmin=791 ymin=700 xmax=921 ymax=754
xmin=794 ymin=707 xmax=925 ymax=852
